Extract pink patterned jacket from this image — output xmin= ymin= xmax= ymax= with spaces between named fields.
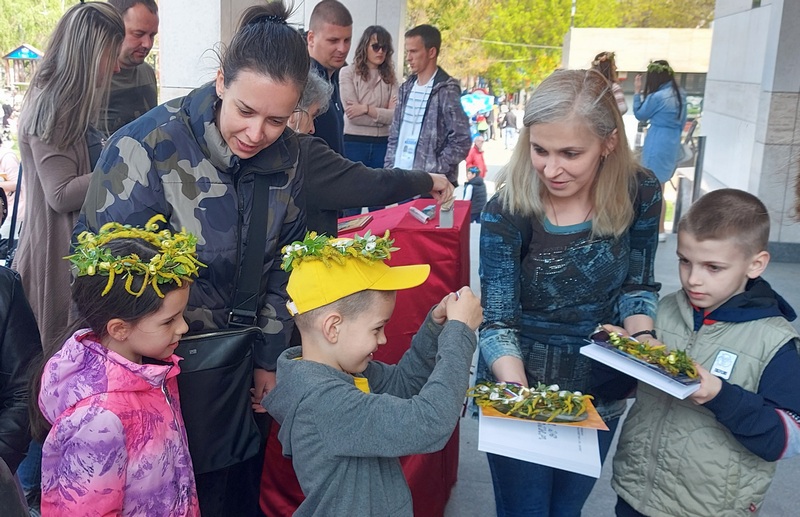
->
xmin=39 ymin=330 xmax=199 ymax=516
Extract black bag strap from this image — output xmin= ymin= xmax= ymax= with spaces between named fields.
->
xmin=5 ymin=162 xmax=22 ymax=266
xmin=228 ymin=173 xmax=271 ymax=327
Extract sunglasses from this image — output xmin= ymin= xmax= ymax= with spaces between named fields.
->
xmin=371 ymin=43 xmax=388 ymax=53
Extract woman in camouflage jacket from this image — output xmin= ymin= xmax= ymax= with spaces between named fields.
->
xmin=74 ymin=4 xmax=310 ymax=515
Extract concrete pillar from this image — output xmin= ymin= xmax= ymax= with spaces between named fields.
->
xmin=159 ymin=0 xmax=406 ymax=102
xmin=702 ymin=0 xmax=800 ymax=259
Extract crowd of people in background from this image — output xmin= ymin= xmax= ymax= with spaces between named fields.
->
xmin=1 ymin=2 xmax=799 ymax=517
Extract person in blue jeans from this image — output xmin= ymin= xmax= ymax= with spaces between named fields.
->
xmin=478 ymin=69 xmax=662 ymax=517
xmin=339 ymin=25 xmax=399 ymax=215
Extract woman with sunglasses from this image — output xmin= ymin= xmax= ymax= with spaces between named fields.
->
xmin=339 ymin=25 xmax=398 ymax=213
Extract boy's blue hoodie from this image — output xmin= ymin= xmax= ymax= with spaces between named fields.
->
xmin=699 ymin=277 xmax=800 ymax=460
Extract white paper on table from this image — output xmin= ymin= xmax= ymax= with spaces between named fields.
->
xmin=478 ymin=410 xmax=601 ymax=478
xmin=580 ymin=343 xmax=700 ymax=400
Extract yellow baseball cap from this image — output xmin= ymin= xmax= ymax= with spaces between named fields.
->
xmin=283 ymin=234 xmax=430 ymax=315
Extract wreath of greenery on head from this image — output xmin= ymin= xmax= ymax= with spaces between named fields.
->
xmin=281 ymin=230 xmax=399 ymax=272
xmin=647 ymin=61 xmax=674 ymax=76
xmin=592 ymin=51 xmax=615 ymax=67
xmin=66 ymin=214 xmax=206 ymax=298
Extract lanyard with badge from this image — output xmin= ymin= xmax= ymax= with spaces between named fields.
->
xmin=399 ymin=80 xmax=433 ymax=165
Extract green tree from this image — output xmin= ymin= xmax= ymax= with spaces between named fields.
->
xmin=405 ymin=0 xmax=715 ymax=93
xmin=0 ymin=0 xmax=79 ymax=55
xmin=618 ymin=0 xmax=715 ymax=28
xmin=406 ymin=0 xmax=493 ymax=80
xmin=484 ymin=0 xmax=621 ymax=93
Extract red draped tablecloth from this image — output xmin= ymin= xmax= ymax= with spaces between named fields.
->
xmin=260 ymin=200 xmax=471 ymax=517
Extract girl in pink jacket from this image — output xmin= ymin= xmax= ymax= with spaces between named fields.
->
xmin=37 ymin=217 xmax=203 ymax=516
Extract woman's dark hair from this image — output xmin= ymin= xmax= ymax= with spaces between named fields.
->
xmin=225 ymin=1 xmax=309 ymax=92
xmin=644 ymin=59 xmax=683 ymax=119
xmin=353 ymin=25 xmax=396 ymax=85
xmin=29 ymin=237 xmax=186 ymax=442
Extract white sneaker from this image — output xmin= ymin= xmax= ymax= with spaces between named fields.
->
xmin=658 ymin=233 xmax=667 ymax=242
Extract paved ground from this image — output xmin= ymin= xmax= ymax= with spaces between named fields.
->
xmin=443 ymin=137 xmax=800 ymax=516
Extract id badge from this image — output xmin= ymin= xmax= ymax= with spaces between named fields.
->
xmin=400 ymin=137 xmax=417 ymax=163
xmin=710 ymin=350 xmax=737 ymax=380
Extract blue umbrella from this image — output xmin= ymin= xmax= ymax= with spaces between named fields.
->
xmin=461 ymin=92 xmax=494 ymax=117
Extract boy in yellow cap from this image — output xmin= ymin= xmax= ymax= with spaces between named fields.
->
xmin=263 ymin=231 xmax=482 ymax=516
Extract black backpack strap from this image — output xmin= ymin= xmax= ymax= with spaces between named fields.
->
xmin=228 ymin=173 xmax=271 ymax=327
xmin=5 ymin=162 xmax=22 ymax=266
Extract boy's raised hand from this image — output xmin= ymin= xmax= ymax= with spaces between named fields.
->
xmin=431 ymin=291 xmax=451 ymax=325
xmin=445 ymin=287 xmax=483 ymax=331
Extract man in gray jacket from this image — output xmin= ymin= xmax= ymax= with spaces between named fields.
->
xmin=385 ymin=25 xmax=471 ymax=185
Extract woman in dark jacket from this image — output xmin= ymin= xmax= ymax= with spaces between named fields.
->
xmin=75 ymin=3 xmax=310 ymax=515
xmin=290 ymin=70 xmax=453 ymax=236
xmin=0 ymin=192 xmax=41 ymax=513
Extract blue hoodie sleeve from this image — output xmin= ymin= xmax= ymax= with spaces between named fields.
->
xmin=703 ymin=341 xmax=800 ymax=461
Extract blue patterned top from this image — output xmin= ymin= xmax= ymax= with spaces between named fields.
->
xmin=478 ymin=170 xmax=662 ymax=399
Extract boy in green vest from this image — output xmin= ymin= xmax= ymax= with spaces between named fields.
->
xmin=609 ymin=189 xmax=800 ymax=517
xmin=262 ymin=232 xmax=482 ymax=516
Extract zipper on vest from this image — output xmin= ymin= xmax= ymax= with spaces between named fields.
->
xmin=640 ymin=394 xmax=674 ymax=509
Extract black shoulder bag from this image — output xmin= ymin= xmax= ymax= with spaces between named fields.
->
xmin=175 ymin=174 xmax=272 ymax=475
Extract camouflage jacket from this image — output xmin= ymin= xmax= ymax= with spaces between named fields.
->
xmin=76 ymin=82 xmax=305 ymax=370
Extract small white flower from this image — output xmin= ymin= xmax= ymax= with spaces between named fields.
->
xmin=548 ymin=384 xmax=560 ymax=392
xmin=365 ymin=242 xmax=376 ymax=251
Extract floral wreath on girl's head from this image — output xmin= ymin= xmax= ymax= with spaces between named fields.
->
xmin=281 ymin=230 xmax=398 ymax=272
xmin=592 ymin=51 xmax=615 ymax=66
xmin=647 ymin=61 xmax=674 ymax=76
xmin=66 ymin=214 xmax=206 ymax=298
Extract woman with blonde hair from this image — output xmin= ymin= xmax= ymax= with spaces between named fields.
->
xmin=479 ymin=69 xmax=662 ymax=516
xmin=13 ymin=1 xmax=124 ymax=353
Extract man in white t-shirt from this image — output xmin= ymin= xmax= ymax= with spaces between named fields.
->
xmin=385 ymin=25 xmax=470 ymax=185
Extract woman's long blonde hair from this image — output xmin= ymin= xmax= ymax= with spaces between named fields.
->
xmin=496 ymin=69 xmax=639 ymax=238
xmin=20 ymin=2 xmax=124 ymax=149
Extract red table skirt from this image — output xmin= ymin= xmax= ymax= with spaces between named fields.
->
xmin=259 ymin=200 xmax=470 ymax=516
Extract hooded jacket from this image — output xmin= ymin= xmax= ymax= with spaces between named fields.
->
xmin=385 ymin=67 xmax=471 ymax=184
xmin=39 ymin=331 xmax=199 ymax=516
xmin=76 ymin=82 xmax=305 ymax=369
xmin=264 ymin=313 xmax=476 ymax=516
xmin=613 ymin=278 xmax=800 ymax=517
xmin=0 ymin=267 xmax=41 ymax=473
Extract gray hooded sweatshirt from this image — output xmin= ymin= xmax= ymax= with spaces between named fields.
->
xmin=264 ymin=312 xmax=476 ymax=516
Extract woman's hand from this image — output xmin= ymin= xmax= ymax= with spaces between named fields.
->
xmin=251 ymin=368 xmax=275 ymax=413
xmin=634 ymin=74 xmax=643 ymax=94
xmin=344 ymin=101 xmax=368 ymax=119
xmin=687 ymin=363 xmax=722 ymax=405
xmin=600 ymin=323 xmax=627 ymax=336
xmin=428 ymin=173 xmax=454 ymax=205
xmin=490 ymin=356 xmax=528 ymax=387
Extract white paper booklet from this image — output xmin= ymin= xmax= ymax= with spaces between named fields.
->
xmin=580 ymin=343 xmax=700 ymax=399
xmin=478 ymin=410 xmax=602 ymax=478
